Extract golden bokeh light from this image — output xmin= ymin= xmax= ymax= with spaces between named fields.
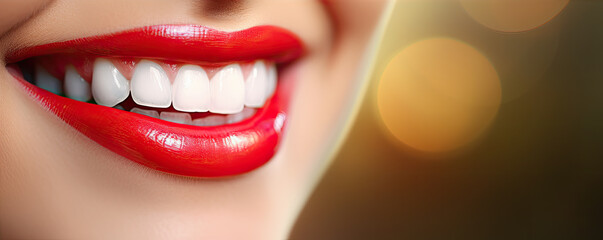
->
xmin=377 ymin=38 xmax=502 ymax=152
xmin=461 ymin=0 xmax=569 ymax=32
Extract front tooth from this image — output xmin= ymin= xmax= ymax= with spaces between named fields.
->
xmin=92 ymin=58 xmax=129 ymax=107
xmin=160 ymin=112 xmax=192 ymax=125
xmin=192 ymin=115 xmax=227 ymax=127
xmin=35 ymin=65 xmax=62 ymax=95
xmin=266 ymin=63 xmax=277 ymax=99
xmin=64 ymin=65 xmax=91 ymax=102
xmin=131 ymin=60 xmax=171 ymax=108
xmin=130 ymin=107 xmax=159 ymax=118
xmin=209 ymin=64 xmax=245 ymax=114
xmin=172 ymin=65 xmax=210 ymax=112
xmin=244 ymin=61 xmax=268 ymax=108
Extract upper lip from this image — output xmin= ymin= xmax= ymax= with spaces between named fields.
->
xmin=5 ymin=25 xmax=304 ymax=65
xmin=8 ymin=24 xmax=304 ymax=178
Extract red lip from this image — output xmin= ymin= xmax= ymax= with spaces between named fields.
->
xmin=6 ymin=25 xmax=304 ymax=177
xmin=6 ymin=25 xmax=303 ymax=65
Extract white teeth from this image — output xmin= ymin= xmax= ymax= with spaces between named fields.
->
xmin=172 ymin=65 xmax=210 ymax=112
xmin=244 ymin=61 xmax=268 ymax=108
xmin=192 ymin=115 xmax=227 ymax=127
xmin=131 ymin=60 xmax=172 ymax=108
xmin=160 ymin=112 xmax=192 ymax=125
xmin=266 ymin=63 xmax=277 ymax=99
xmin=43 ymin=57 xmax=274 ymax=126
xmin=226 ymin=108 xmax=257 ymax=124
xmin=226 ymin=112 xmax=246 ymax=124
xmin=209 ymin=64 xmax=245 ymax=114
xmin=64 ymin=65 xmax=91 ymax=102
xmin=92 ymin=58 xmax=129 ymax=107
xmin=35 ymin=65 xmax=62 ymax=95
xmin=130 ymin=107 xmax=159 ymax=118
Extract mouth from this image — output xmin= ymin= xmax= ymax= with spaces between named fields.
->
xmin=4 ymin=25 xmax=304 ymax=178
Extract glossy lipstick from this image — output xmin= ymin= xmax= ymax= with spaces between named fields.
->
xmin=6 ymin=25 xmax=303 ymax=65
xmin=6 ymin=25 xmax=304 ymax=177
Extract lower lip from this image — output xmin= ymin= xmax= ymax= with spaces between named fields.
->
xmin=9 ymin=64 xmax=297 ymax=178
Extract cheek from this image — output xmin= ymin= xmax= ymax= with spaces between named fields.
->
xmin=277 ymin=27 xmax=376 ymax=186
xmin=0 ymin=0 xmax=51 ymax=35
xmin=253 ymin=1 xmax=334 ymax=57
xmin=273 ymin=0 xmax=388 ymax=198
xmin=0 ymin=71 xmax=67 ymax=237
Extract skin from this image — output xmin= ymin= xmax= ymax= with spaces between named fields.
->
xmin=0 ymin=0 xmax=387 ymax=239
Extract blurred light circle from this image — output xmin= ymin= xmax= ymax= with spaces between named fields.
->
xmin=461 ymin=0 xmax=569 ymax=32
xmin=377 ymin=38 xmax=502 ymax=152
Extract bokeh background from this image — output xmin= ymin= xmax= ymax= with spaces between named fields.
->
xmin=291 ymin=0 xmax=603 ymax=239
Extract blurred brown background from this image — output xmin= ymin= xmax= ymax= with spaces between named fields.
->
xmin=291 ymin=0 xmax=603 ymax=239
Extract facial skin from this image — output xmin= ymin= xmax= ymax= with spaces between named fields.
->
xmin=0 ymin=0 xmax=386 ymax=239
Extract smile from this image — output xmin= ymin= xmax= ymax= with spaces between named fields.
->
xmin=5 ymin=25 xmax=304 ymax=177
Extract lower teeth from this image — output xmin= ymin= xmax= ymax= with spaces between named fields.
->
xmin=127 ymin=107 xmax=256 ymax=126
